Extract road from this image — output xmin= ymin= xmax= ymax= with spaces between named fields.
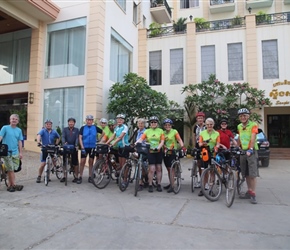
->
xmin=0 ymin=150 xmax=289 ymax=249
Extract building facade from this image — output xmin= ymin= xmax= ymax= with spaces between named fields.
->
xmin=0 ymin=0 xmax=290 ymax=151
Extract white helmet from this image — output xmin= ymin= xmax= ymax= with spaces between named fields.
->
xmin=100 ymin=118 xmax=108 ymax=123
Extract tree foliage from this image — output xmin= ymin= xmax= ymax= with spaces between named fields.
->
xmin=182 ymin=74 xmax=272 ymax=131
xmin=107 ymin=73 xmax=183 ymax=141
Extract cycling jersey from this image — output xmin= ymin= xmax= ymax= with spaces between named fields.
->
xmin=114 ymin=124 xmax=129 ymax=148
xmin=199 ymin=130 xmax=220 ymax=150
xmin=79 ymin=125 xmax=102 ymax=148
xmin=194 ymin=123 xmax=206 ymax=144
xmin=164 ymin=129 xmax=181 ymax=149
xmin=37 ymin=128 xmax=60 ymax=145
xmin=237 ymin=121 xmax=258 ymax=150
xmin=141 ymin=128 xmax=164 ymax=150
xmin=218 ymin=129 xmax=234 ymax=149
xmin=62 ymin=127 xmax=79 ymax=146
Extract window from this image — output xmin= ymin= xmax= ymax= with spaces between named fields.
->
xmin=133 ymin=2 xmax=138 ymax=24
xmin=228 ymin=43 xmax=243 ymax=81
xmin=110 ymin=29 xmax=132 ymax=83
xmin=116 ymin=0 xmax=126 ymax=11
xmin=170 ymin=49 xmax=183 ymax=84
xmin=46 ymin=17 xmax=86 ymax=79
xmin=149 ymin=51 xmax=162 ymax=86
xmin=43 ymin=87 xmax=84 ymax=129
xmin=180 ymin=0 xmax=199 ymax=9
xmin=0 ymin=29 xmax=31 ymax=84
xmin=201 ymin=45 xmax=215 ymax=81
xmin=262 ymin=40 xmax=279 ymax=79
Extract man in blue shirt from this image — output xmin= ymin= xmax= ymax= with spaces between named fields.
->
xmin=78 ymin=115 xmax=103 ymax=184
xmin=36 ymin=119 xmax=60 ymax=183
xmin=0 ymin=114 xmax=23 ymax=192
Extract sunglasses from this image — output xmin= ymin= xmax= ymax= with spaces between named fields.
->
xmin=101 ymin=122 xmax=107 ymax=124
xmin=206 ymin=124 xmax=214 ymax=126
xmin=150 ymin=121 xmax=158 ymax=124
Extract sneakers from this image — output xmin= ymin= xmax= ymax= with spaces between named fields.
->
xmin=138 ymin=185 xmax=144 ymax=191
xmin=250 ymin=195 xmax=257 ymax=204
xmin=198 ymin=190 xmax=204 ymax=196
xmin=36 ymin=176 xmax=41 ymax=183
xmin=167 ymin=187 xmax=174 ymax=193
xmin=7 ymin=186 xmax=15 ymax=192
xmin=156 ymin=184 xmax=162 ymax=192
xmin=163 ymin=184 xmax=171 ymax=190
xmin=148 ymin=185 xmax=153 ymax=193
xmin=77 ymin=177 xmax=82 ymax=184
xmin=239 ymin=190 xmax=258 ymax=204
xmin=194 ymin=182 xmax=201 ymax=188
xmin=60 ymin=177 xmax=66 ymax=183
xmin=72 ymin=178 xmax=78 ymax=183
xmin=239 ymin=191 xmax=251 ymax=199
xmin=88 ymin=177 xmax=93 ymax=183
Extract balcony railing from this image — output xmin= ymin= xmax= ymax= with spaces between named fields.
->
xmin=210 ymin=0 xmax=234 ymax=6
xmin=147 ymin=26 xmax=186 ymax=38
xmin=196 ymin=17 xmax=245 ymax=32
xmin=150 ymin=0 xmax=172 ymax=17
xmin=256 ymin=12 xmax=290 ymax=25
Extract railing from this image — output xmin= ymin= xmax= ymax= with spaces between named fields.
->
xmin=256 ymin=12 xmax=290 ymax=25
xmin=147 ymin=26 xmax=186 ymax=38
xmin=150 ymin=0 xmax=172 ymax=17
xmin=196 ymin=17 xmax=245 ymax=32
xmin=210 ymin=0 xmax=234 ymax=6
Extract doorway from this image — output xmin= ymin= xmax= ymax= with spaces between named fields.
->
xmin=267 ymin=115 xmax=290 ymax=148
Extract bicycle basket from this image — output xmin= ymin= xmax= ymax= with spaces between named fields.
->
xmin=136 ymin=143 xmax=150 ymax=155
xmin=63 ymin=144 xmax=75 ymax=154
xmin=96 ymin=144 xmax=109 ymax=154
xmin=0 ymin=144 xmax=8 ymax=156
xmin=42 ymin=145 xmax=57 ymax=154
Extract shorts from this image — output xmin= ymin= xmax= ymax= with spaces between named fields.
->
xmin=147 ymin=151 xmax=163 ymax=165
xmin=163 ymin=154 xmax=175 ymax=168
xmin=240 ymin=151 xmax=258 ymax=177
xmin=81 ymin=148 xmax=95 ymax=159
xmin=63 ymin=150 xmax=79 ymax=166
xmin=3 ymin=155 xmax=20 ymax=172
xmin=118 ymin=147 xmax=130 ymax=159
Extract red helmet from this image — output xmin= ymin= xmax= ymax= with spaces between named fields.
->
xmin=196 ymin=112 xmax=205 ymax=118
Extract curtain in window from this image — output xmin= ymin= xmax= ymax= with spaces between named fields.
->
xmin=170 ymin=49 xmax=183 ymax=84
xmin=228 ymin=43 xmax=243 ymax=81
xmin=15 ymin=38 xmax=30 ymax=82
xmin=149 ymin=51 xmax=162 ymax=86
xmin=180 ymin=0 xmax=199 ymax=9
xmin=201 ymin=45 xmax=215 ymax=81
xmin=262 ymin=40 xmax=279 ymax=79
xmin=43 ymin=87 xmax=84 ymax=129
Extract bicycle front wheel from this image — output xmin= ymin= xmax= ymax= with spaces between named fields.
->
xmin=64 ymin=158 xmax=68 ymax=186
xmin=225 ymin=169 xmax=236 ymax=208
xmin=92 ymin=160 xmax=111 ymax=189
xmin=134 ymin=163 xmax=141 ymax=197
xmin=191 ymin=160 xmax=198 ymax=193
xmin=55 ymin=156 xmax=63 ymax=180
xmin=44 ymin=164 xmax=50 ymax=186
xmin=1 ymin=165 xmax=8 ymax=187
xmin=200 ymin=167 xmax=222 ymax=201
xmin=119 ymin=162 xmax=132 ymax=192
xmin=170 ymin=161 xmax=181 ymax=194
xmin=236 ymin=170 xmax=246 ymax=195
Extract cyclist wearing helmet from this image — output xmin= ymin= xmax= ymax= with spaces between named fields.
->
xmin=101 ymin=119 xmax=116 ymax=143
xmin=61 ymin=118 xmax=79 ymax=183
xmin=78 ymin=115 xmax=103 ymax=184
xmin=192 ymin=111 xmax=206 ymax=188
xmin=237 ymin=108 xmax=259 ymax=204
xmin=218 ymin=119 xmax=237 ymax=150
xmin=135 ymin=116 xmax=164 ymax=193
xmin=163 ymin=118 xmax=186 ymax=193
xmin=36 ymin=119 xmax=60 ymax=183
xmin=98 ymin=118 xmax=109 ymax=141
xmin=106 ymin=114 xmax=129 ymax=170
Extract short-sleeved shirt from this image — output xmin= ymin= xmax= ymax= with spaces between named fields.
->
xmin=0 ymin=125 xmax=23 ymax=155
xmin=37 ymin=128 xmax=60 ymax=145
xmin=141 ymin=128 xmax=164 ymax=150
xmin=136 ymin=128 xmax=146 ymax=141
xmin=237 ymin=121 xmax=258 ymax=150
xmin=62 ymin=127 xmax=79 ymax=146
xmin=114 ymin=124 xmax=129 ymax=148
xmin=164 ymin=129 xmax=181 ymax=149
xmin=194 ymin=123 xmax=206 ymax=144
xmin=79 ymin=125 xmax=102 ymax=148
xmin=199 ymin=130 xmax=220 ymax=151
xmin=218 ymin=129 xmax=234 ymax=149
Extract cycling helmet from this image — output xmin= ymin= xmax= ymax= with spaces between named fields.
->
xmin=163 ymin=118 xmax=173 ymax=125
xmin=108 ymin=119 xmax=115 ymax=126
xmin=237 ymin=108 xmax=250 ymax=116
xmin=86 ymin=115 xmax=94 ymax=120
xmin=215 ymin=153 xmax=226 ymax=166
xmin=67 ymin=117 xmax=76 ymax=123
xmin=44 ymin=119 xmax=53 ymax=124
xmin=100 ymin=118 xmax=108 ymax=123
xmin=149 ymin=116 xmax=159 ymax=122
xmin=196 ymin=112 xmax=205 ymax=118
xmin=219 ymin=119 xmax=228 ymax=125
xmin=116 ymin=114 xmax=125 ymax=119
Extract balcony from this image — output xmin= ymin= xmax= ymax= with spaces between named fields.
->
xmin=256 ymin=12 xmax=290 ymax=25
xmin=209 ymin=0 xmax=235 ymax=14
xmin=150 ymin=0 xmax=172 ymax=24
xmin=284 ymin=0 xmax=290 ymax=5
xmin=246 ymin=0 xmax=273 ymax=10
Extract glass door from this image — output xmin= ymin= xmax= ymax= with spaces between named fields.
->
xmin=268 ymin=115 xmax=290 ymax=148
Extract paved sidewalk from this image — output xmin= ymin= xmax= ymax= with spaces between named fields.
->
xmin=0 ymin=150 xmax=290 ymax=249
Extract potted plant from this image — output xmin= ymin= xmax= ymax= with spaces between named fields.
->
xmin=149 ymin=22 xmax=163 ymax=37
xmin=256 ymin=11 xmax=271 ymax=24
xmin=194 ymin=17 xmax=210 ymax=31
xmin=232 ymin=15 xmax=242 ymax=26
xmin=173 ymin=17 xmax=187 ymax=32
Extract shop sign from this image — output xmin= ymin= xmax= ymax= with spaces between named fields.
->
xmin=269 ymin=80 xmax=290 ymax=105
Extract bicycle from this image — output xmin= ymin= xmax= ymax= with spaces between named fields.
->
xmin=200 ymin=148 xmax=237 ymax=207
xmin=0 ymin=143 xmax=9 ymax=187
xmin=60 ymin=144 xmax=77 ymax=186
xmin=164 ymin=148 xmax=185 ymax=194
xmin=39 ymin=144 xmax=63 ymax=186
xmin=188 ymin=148 xmax=200 ymax=193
